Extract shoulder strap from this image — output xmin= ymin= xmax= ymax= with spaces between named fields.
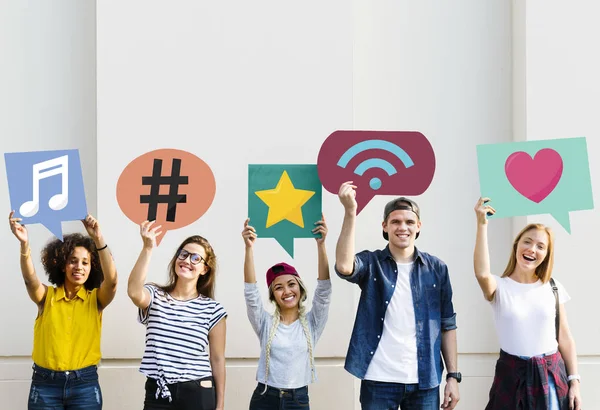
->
xmin=549 ymin=278 xmax=559 ymax=341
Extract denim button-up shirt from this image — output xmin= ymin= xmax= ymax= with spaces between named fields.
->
xmin=335 ymin=245 xmax=457 ymax=389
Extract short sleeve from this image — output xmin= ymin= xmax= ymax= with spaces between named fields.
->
xmin=489 ymin=275 xmax=503 ymax=305
xmin=137 ymin=284 xmax=156 ymax=325
xmin=208 ymin=301 xmax=227 ymax=331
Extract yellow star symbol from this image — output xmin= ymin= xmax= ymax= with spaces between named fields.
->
xmin=255 ymin=170 xmax=315 ymax=228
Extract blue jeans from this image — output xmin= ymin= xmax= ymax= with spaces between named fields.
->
xmin=360 ymin=380 xmax=439 ymax=410
xmin=547 ymin=374 xmax=560 ymax=410
xmin=249 ymin=383 xmax=310 ymax=410
xmin=28 ymin=363 xmax=102 ymax=409
xmin=518 ymin=351 xmax=560 ymax=410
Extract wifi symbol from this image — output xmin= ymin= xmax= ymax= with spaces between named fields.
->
xmin=337 ymin=140 xmax=414 ymax=190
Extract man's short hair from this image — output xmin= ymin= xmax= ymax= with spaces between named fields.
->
xmin=382 ymin=197 xmax=421 ymax=240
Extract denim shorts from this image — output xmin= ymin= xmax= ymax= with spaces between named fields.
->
xmin=28 ymin=363 xmax=102 ymax=410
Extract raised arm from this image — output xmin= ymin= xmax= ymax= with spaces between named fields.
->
xmin=308 ymin=215 xmax=332 ymax=340
xmin=242 ymin=218 xmax=257 ymax=284
xmin=312 ymin=213 xmax=330 ymax=281
xmin=127 ymin=220 xmax=161 ymax=310
xmin=9 ymin=211 xmax=47 ymax=305
xmin=335 ymin=181 xmax=358 ymax=275
xmin=241 ymin=218 xmax=269 ymax=335
xmin=82 ymin=215 xmax=117 ymax=310
xmin=473 ymin=197 xmax=497 ymax=301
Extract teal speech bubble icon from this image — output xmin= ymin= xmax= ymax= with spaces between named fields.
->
xmin=476 ymin=137 xmax=594 ymax=233
xmin=248 ymin=164 xmax=322 ymax=257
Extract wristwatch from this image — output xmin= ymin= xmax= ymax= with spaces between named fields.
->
xmin=446 ymin=372 xmax=462 ymax=383
xmin=567 ymin=374 xmax=581 ymax=383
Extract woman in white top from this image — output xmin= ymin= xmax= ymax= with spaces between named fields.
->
xmin=127 ymin=221 xmax=227 ymax=410
xmin=241 ymin=216 xmax=331 ymax=410
xmin=473 ymin=198 xmax=581 ymax=410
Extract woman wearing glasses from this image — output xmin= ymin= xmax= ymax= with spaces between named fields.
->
xmin=127 ymin=221 xmax=227 ymax=410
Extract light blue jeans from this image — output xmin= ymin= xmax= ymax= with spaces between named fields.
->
xmin=518 ymin=351 xmax=560 ymax=410
xmin=547 ymin=375 xmax=560 ymax=410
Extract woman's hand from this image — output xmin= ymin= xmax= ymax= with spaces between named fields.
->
xmin=140 ymin=220 xmax=162 ymax=250
xmin=568 ymin=380 xmax=582 ymax=410
xmin=312 ymin=213 xmax=328 ymax=244
xmin=8 ymin=211 xmax=28 ymax=245
xmin=82 ymin=214 xmax=104 ymax=245
xmin=242 ymin=218 xmax=257 ymax=249
xmin=474 ymin=197 xmax=495 ymax=225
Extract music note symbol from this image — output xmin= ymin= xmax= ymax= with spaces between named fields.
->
xmin=20 ymin=155 xmax=69 ymax=217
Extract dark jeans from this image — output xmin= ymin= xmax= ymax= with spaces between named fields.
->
xmin=360 ymin=380 xmax=439 ymax=410
xmin=27 ymin=363 xmax=102 ymax=410
xmin=249 ymin=383 xmax=310 ymax=410
xmin=144 ymin=376 xmax=216 ymax=410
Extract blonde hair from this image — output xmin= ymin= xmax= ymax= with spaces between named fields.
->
xmin=502 ymin=223 xmax=555 ymax=283
xmin=262 ymin=276 xmax=315 ymax=393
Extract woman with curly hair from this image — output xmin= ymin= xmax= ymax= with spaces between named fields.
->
xmin=8 ymin=211 xmax=118 ymax=410
xmin=241 ymin=215 xmax=331 ymax=410
xmin=127 ymin=220 xmax=227 ymax=410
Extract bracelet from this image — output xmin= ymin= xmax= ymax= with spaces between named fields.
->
xmin=567 ymin=374 xmax=580 ymax=382
xmin=20 ymin=247 xmax=31 ymax=257
xmin=96 ymin=244 xmax=108 ymax=251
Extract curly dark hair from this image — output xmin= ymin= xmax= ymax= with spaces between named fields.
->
xmin=41 ymin=233 xmax=104 ymax=289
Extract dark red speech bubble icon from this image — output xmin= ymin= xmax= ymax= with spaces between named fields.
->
xmin=317 ymin=131 xmax=436 ymax=214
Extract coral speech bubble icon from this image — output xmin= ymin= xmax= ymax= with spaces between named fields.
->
xmin=116 ymin=149 xmax=216 ymax=245
xmin=317 ymin=131 xmax=436 ymax=213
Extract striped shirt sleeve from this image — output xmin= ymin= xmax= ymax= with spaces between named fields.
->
xmin=208 ymin=301 xmax=227 ymax=331
xmin=138 ymin=284 xmax=156 ymax=325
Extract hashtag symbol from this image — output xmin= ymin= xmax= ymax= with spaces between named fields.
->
xmin=140 ymin=158 xmax=189 ymax=222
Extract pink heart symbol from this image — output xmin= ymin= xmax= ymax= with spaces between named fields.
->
xmin=504 ymin=148 xmax=563 ymax=203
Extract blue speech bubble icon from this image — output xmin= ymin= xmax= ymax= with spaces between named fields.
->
xmin=4 ymin=149 xmax=88 ymax=240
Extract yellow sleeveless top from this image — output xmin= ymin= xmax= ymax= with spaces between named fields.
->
xmin=32 ymin=286 xmax=102 ymax=370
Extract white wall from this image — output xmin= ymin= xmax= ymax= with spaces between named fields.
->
xmin=2 ymin=1 xmax=597 ymax=409
xmin=521 ymin=1 xmax=600 ymax=405
xmin=97 ymin=1 xmax=356 ymax=408
xmin=0 ymin=1 xmax=97 ymax=408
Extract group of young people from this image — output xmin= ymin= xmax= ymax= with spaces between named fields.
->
xmin=8 ymin=181 xmax=582 ymax=410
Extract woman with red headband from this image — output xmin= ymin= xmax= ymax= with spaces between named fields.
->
xmin=241 ymin=215 xmax=331 ymax=410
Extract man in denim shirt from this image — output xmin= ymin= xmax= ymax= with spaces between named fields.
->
xmin=335 ymin=182 xmax=460 ymax=410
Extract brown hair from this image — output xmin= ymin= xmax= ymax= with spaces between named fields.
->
xmin=502 ymin=223 xmax=555 ymax=283
xmin=157 ymin=235 xmax=217 ymax=299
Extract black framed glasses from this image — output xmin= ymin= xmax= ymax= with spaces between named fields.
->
xmin=177 ymin=249 xmax=206 ymax=265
